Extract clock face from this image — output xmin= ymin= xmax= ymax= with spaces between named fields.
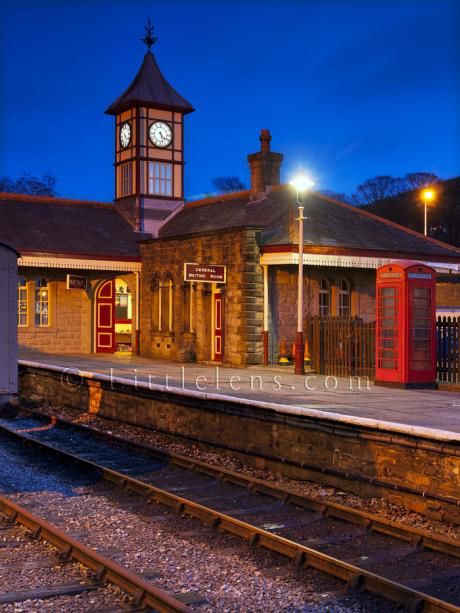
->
xmin=149 ymin=121 xmax=172 ymax=148
xmin=120 ymin=122 xmax=131 ymax=148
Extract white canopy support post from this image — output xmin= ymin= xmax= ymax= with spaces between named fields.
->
xmin=263 ymin=264 xmax=269 ymax=365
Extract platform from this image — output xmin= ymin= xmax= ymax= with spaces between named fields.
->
xmin=18 ymin=349 xmax=460 ymax=437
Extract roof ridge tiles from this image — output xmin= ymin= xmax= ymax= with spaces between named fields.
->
xmin=185 ymin=183 xmax=287 ymax=209
xmin=185 ymin=190 xmax=251 ymax=208
xmin=0 ymin=192 xmax=114 ymax=209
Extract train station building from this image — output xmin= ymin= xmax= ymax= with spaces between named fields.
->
xmin=1 ymin=35 xmax=460 ymax=365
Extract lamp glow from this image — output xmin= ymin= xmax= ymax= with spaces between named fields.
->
xmin=422 ymin=189 xmax=435 ymax=201
xmin=290 ymin=175 xmax=314 ymax=193
xmin=421 ymin=188 xmax=436 ymax=237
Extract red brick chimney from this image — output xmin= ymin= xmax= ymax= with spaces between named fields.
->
xmin=247 ymin=129 xmax=283 ymax=194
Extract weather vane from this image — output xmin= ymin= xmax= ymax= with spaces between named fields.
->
xmin=142 ymin=16 xmax=157 ymax=51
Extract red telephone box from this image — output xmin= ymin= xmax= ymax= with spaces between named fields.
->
xmin=375 ymin=261 xmax=436 ymax=388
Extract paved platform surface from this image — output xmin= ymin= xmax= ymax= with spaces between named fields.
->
xmin=18 ymin=349 xmax=460 ymax=435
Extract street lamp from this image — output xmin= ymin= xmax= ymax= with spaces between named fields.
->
xmin=290 ymin=174 xmax=314 ymax=375
xmin=422 ymin=188 xmax=435 ymax=237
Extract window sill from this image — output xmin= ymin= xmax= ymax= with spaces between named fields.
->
xmin=18 ymin=326 xmax=57 ymax=333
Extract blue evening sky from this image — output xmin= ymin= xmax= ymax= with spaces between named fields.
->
xmin=1 ymin=0 xmax=459 ymax=201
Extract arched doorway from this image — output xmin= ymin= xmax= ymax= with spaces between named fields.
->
xmin=95 ymin=277 xmax=134 ymax=353
xmin=95 ymin=279 xmax=115 ymax=353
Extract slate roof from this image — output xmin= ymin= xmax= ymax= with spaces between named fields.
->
xmin=106 ymin=52 xmax=194 ymax=115
xmin=0 ymin=240 xmax=18 ymax=256
xmin=0 ymin=194 xmax=144 ymax=260
xmin=157 ymin=186 xmax=460 ymax=260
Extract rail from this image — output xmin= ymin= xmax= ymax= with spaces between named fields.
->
xmin=0 ymin=415 xmax=458 ymax=611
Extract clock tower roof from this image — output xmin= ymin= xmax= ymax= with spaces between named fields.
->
xmin=105 ymin=50 xmax=194 ymax=115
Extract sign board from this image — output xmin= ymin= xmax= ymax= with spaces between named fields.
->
xmin=66 ymin=274 xmax=87 ymax=290
xmin=408 ymin=273 xmax=432 ymax=279
xmin=184 ymin=263 xmax=226 ymax=284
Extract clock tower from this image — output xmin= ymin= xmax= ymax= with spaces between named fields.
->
xmin=106 ymin=19 xmax=194 ymax=235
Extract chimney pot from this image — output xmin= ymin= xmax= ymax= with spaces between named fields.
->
xmin=260 ymin=129 xmax=271 ymax=153
xmin=247 ymin=129 xmax=283 ymax=194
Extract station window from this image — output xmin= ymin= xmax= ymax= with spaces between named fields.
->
xmin=183 ymin=282 xmax=195 ymax=333
xmin=115 ymin=283 xmax=132 ymax=321
xmin=18 ymin=278 xmax=28 ymax=326
xmin=159 ymin=278 xmax=174 ymax=332
xmin=35 ymin=278 xmax=49 ymax=326
xmin=148 ymin=162 xmax=172 ymax=196
xmin=319 ymin=278 xmax=330 ymax=317
xmin=120 ymin=162 xmax=132 ymax=197
xmin=339 ymin=279 xmax=351 ymax=317
xmin=151 ymin=275 xmax=174 ymax=333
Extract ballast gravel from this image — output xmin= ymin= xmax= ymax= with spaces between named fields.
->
xmin=31 ymin=401 xmax=460 ymax=542
xmin=0 ymin=524 xmax=128 ymax=612
xmin=0 ymin=426 xmax=399 ymax=612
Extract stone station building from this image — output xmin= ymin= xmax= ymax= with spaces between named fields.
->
xmin=0 ymin=194 xmax=143 ymax=354
xmin=139 ymin=131 xmax=460 ymax=366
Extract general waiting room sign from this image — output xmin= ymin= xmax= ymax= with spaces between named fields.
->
xmin=184 ymin=263 xmax=226 ymax=283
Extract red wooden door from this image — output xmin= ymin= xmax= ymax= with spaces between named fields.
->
xmin=95 ymin=279 xmax=115 ymax=353
xmin=213 ymin=293 xmax=223 ymax=362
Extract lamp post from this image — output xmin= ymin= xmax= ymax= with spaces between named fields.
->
xmin=290 ymin=175 xmax=314 ymax=375
xmin=422 ymin=188 xmax=435 ymax=237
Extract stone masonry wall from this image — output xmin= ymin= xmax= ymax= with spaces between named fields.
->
xmin=140 ymin=228 xmax=264 ymax=366
xmin=17 ymin=271 xmax=137 ymax=355
xmin=18 ymin=278 xmax=91 ymax=354
xmin=437 ymin=279 xmax=460 ymax=308
xmin=19 ymin=365 xmax=460 ymax=524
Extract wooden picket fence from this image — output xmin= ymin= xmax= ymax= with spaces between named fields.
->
xmin=304 ymin=315 xmax=459 ymax=383
xmin=306 ymin=316 xmax=375 ymax=379
xmin=436 ymin=316 xmax=460 ymax=383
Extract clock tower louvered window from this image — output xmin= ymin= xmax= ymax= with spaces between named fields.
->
xmin=105 ymin=18 xmax=194 ymax=235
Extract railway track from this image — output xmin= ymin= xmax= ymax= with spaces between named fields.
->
xmin=0 ymin=408 xmax=459 ymax=611
xmin=0 ymin=494 xmax=189 ymax=612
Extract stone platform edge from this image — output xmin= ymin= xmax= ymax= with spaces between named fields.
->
xmin=18 ymin=360 xmax=460 ymax=444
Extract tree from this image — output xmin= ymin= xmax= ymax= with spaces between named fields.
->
xmin=319 ymin=189 xmax=352 ymax=204
xmin=401 ymin=172 xmax=439 ymax=191
xmin=212 ymin=176 xmax=246 ymax=194
xmin=351 ymin=175 xmax=400 ymax=205
xmin=351 ymin=172 xmax=440 ymax=205
xmin=0 ymin=172 xmax=58 ymax=196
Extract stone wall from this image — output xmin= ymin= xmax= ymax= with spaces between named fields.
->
xmin=436 ymin=277 xmax=460 ymax=309
xmin=140 ymin=228 xmax=264 ymax=366
xmin=17 ymin=270 xmax=137 ymax=355
xmin=19 ymin=365 xmax=460 ymax=524
xmin=18 ymin=276 xmax=92 ymax=354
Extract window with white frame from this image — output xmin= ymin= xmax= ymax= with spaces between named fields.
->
xmin=339 ymin=279 xmax=351 ymax=317
xmin=18 ymin=278 xmax=28 ymax=326
xmin=319 ymin=278 xmax=330 ymax=317
xmin=35 ymin=278 xmax=49 ymax=326
xmin=148 ymin=162 xmax=172 ymax=196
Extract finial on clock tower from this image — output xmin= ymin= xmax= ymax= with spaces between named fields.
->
xmin=141 ymin=16 xmax=157 ymax=52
